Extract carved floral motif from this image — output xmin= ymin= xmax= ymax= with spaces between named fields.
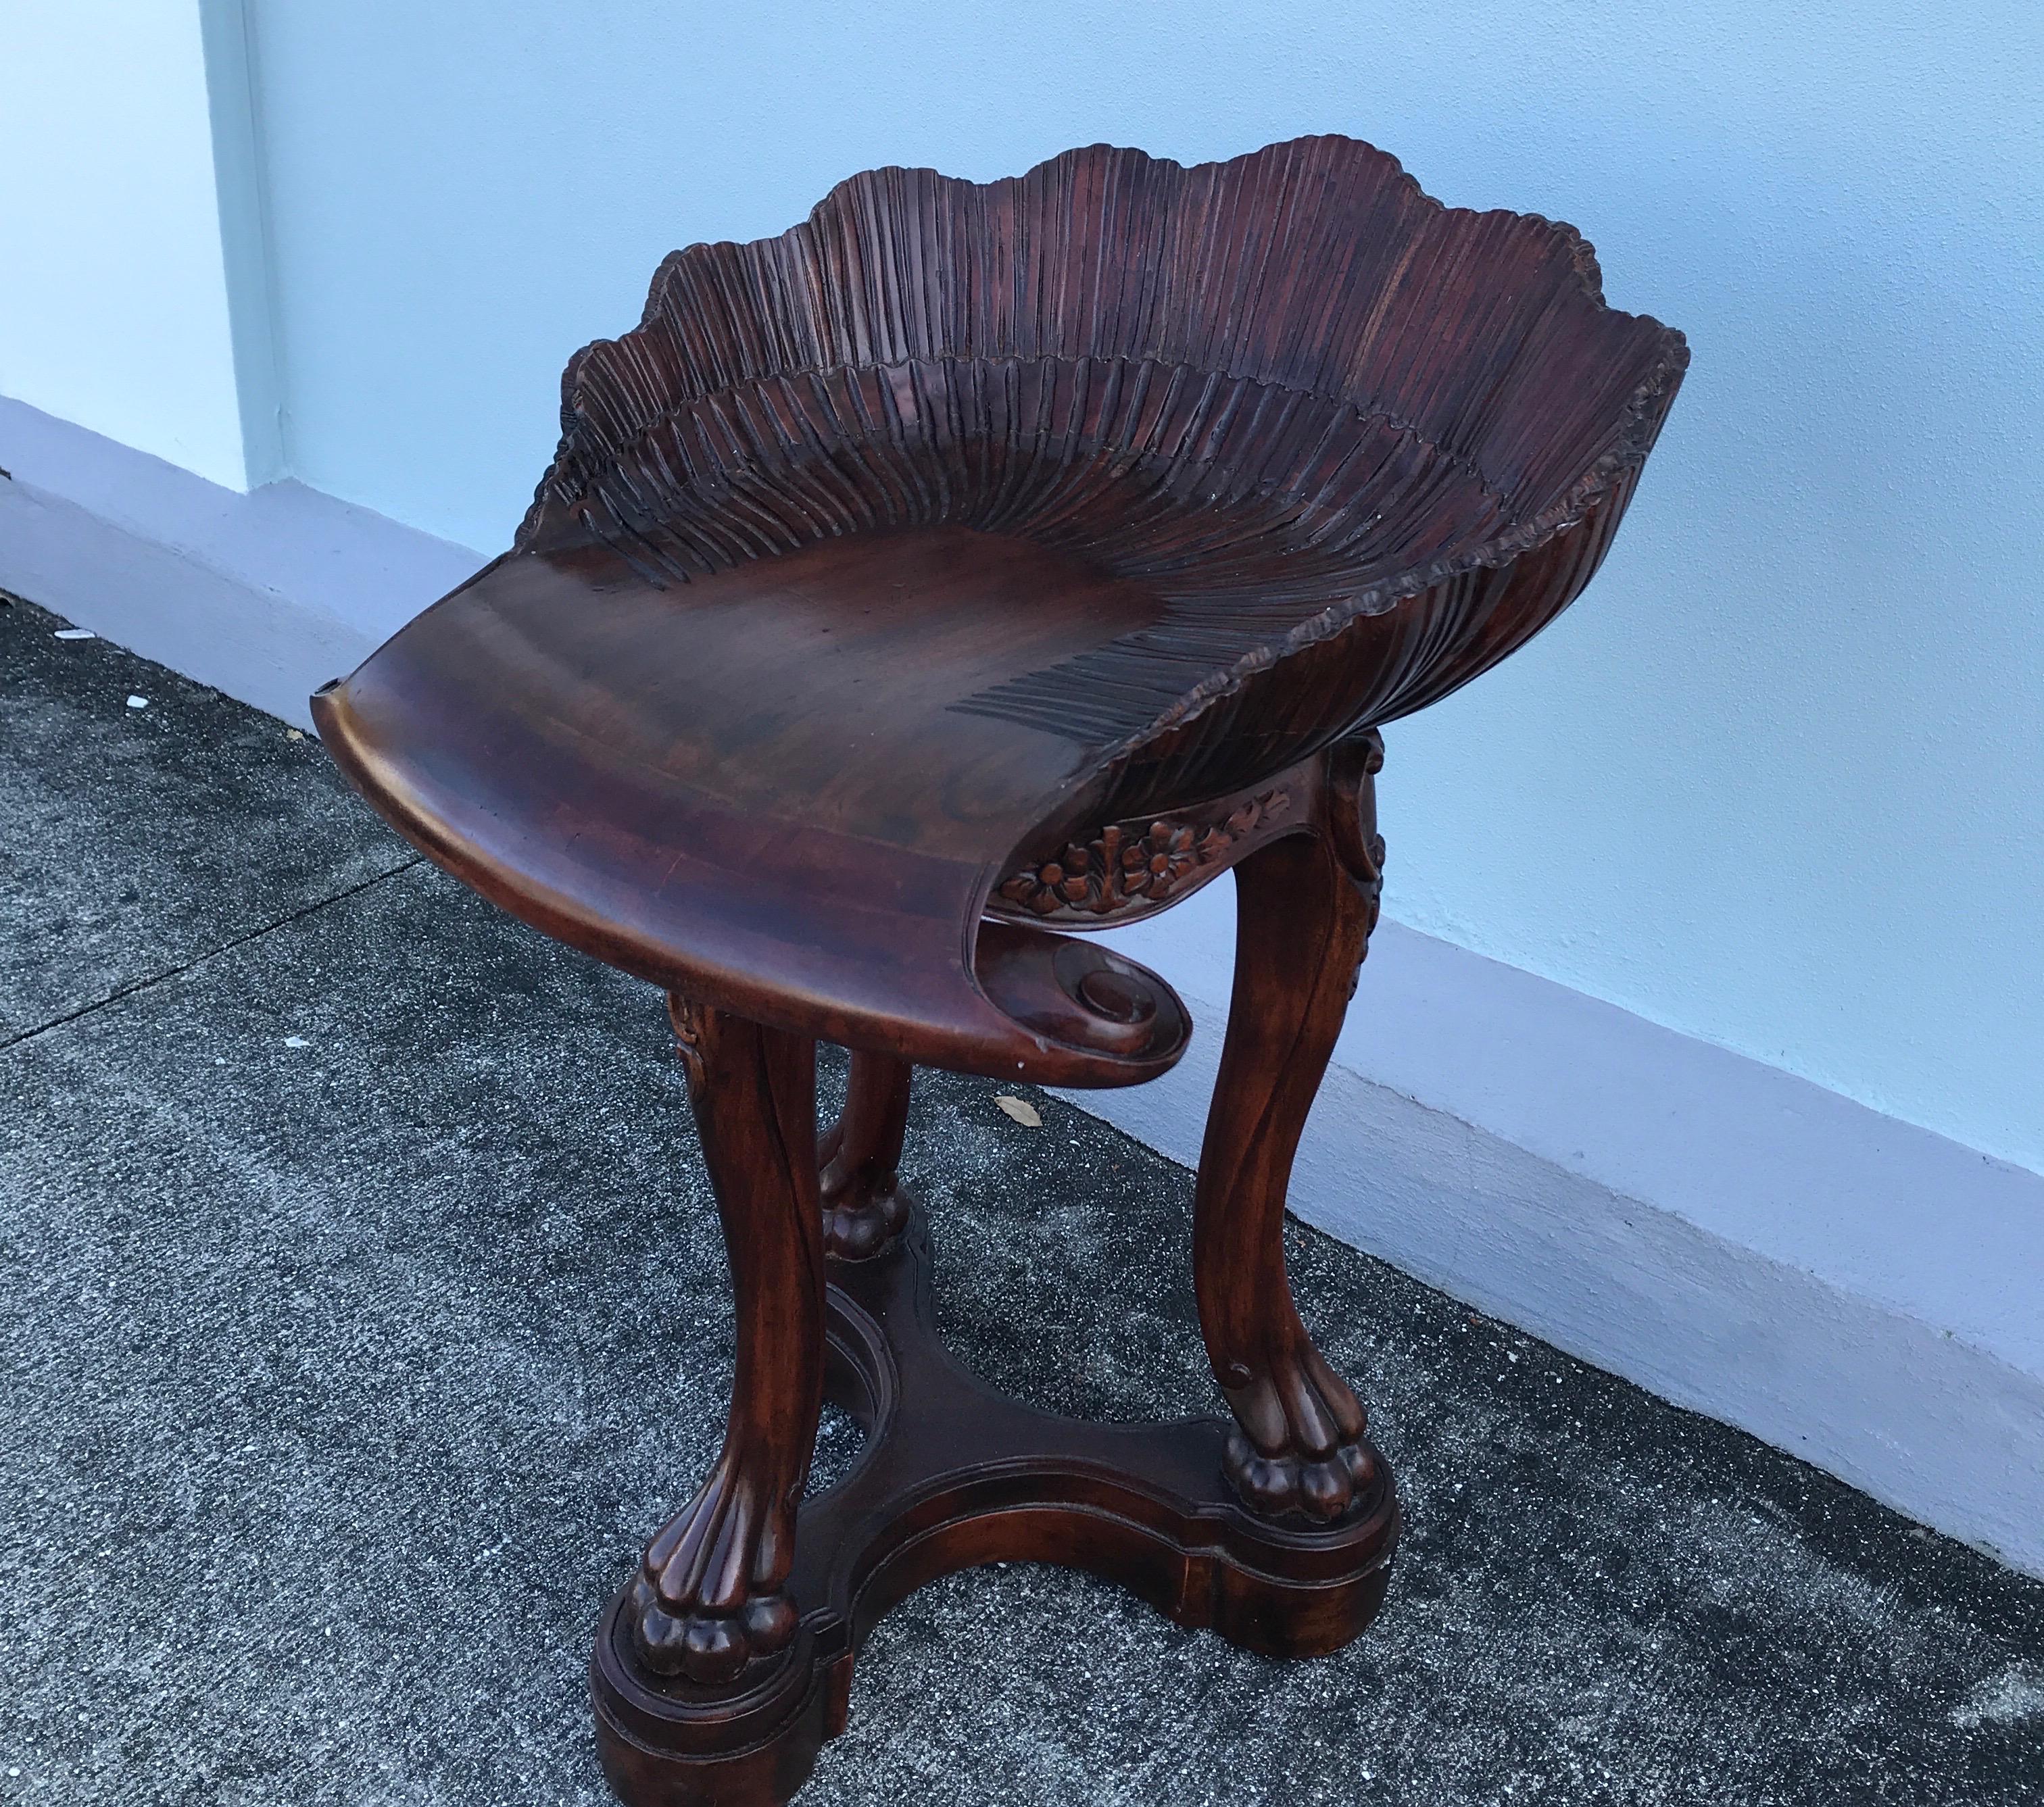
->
xmin=667 ymin=991 xmax=708 ymax=1095
xmin=998 ymin=789 xmax=1294 ymax=919
xmin=1327 ymin=729 xmax=1388 ymax=997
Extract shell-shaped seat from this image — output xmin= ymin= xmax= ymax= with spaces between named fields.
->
xmin=313 ymin=137 xmax=1686 ymax=1083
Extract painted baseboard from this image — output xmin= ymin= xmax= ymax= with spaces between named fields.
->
xmin=7 ymin=394 xmax=2039 ymax=1579
xmin=0 ymin=397 xmax=477 ymax=728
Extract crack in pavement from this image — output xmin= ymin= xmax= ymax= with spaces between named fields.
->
xmin=0 ymin=856 xmax=424 ymax=1055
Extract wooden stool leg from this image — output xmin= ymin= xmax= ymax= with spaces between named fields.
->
xmin=818 ymin=1054 xmax=912 ymax=1260
xmin=626 ymin=994 xmax=825 ymax=1685
xmin=1194 ymin=738 xmax=1387 ymax=1524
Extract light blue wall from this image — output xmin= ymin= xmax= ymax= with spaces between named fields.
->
xmin=243 ymin=1 xmax=2044 ymax=1174
xmin=0 ymin=1 xmax=264 ymax=488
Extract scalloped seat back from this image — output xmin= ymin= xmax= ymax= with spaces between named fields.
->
xmin=516 ymin=139 xmax=1683 ymax=784
xmin=311 ymin=139 xmax=1684 ymax=1082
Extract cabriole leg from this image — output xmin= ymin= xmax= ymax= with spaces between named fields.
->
xmin=1194 ymin=733 xmax=1388 ymax=1524
xmin=626 ymin=993 xmax=825 ymax=1685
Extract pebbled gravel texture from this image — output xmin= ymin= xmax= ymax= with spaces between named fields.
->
xmin=3 ymin=589 xmax=2041 ymax=1806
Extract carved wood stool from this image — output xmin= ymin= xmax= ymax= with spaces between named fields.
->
xmin=313 ymin=137 xmax=1685 ymax=1805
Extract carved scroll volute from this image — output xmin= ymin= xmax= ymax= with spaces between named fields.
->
xmin=1324 ymin=729 xmax=1387 ymax=940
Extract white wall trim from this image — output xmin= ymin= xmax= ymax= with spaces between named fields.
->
xmin=6 ymin=395 xmax=2039 ymax=1579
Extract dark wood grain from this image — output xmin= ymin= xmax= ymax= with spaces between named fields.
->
xmin=818 ymin=1053 xmax=912 ymax=1260
xmin=307 ymin=134 xmax=1683 ymax=1807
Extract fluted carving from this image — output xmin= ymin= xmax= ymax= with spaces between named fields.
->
xmin=517 ymin=139 xmax=1686 ymax=765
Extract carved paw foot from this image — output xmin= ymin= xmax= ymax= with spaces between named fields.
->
xmin=1219 ymin=1343 xmax=1376 ymax=1525
xmin=631 ymin=1466 xmax=800 ymax=1685
xmin=629 ymin=1575 xmax=797 ymax=1686
xmin=821 ymin=1184 xmax=910 ymax=1262
xmin=1223 ymin=1428 xmax=1377 ymax=1523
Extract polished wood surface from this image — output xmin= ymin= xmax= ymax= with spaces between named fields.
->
xmin=618 ymin=740 xmax=1409 ymax=1807
xmin=817 ymin=1053 xmax=912 ymax=1261
xmin=312 ymin=137 xmax=1684 ymax=1083
xmin=1196 ymin=735 xmax=1386 ymax=1523
xmin=310 ymin=135 xmax=1684 ymax=1807
xmin=314 ymin=527 xmax=1192 ymax=1084
xmin=629 ymin=999 xmax=824 ymax=1687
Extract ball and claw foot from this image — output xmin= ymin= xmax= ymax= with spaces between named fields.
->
xmin=628 ymin=1468 xmax=802 ymax=1686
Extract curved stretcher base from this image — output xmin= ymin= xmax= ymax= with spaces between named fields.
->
xmin=591 ymin=1208 xmax=1399 ymax=1807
